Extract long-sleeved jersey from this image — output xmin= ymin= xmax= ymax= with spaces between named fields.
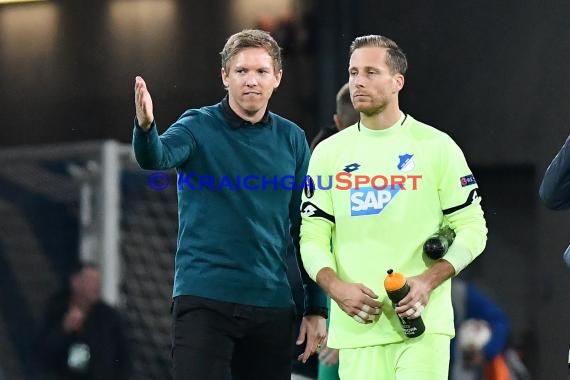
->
xmin=300 ymin=113 xmax=487 ymax=348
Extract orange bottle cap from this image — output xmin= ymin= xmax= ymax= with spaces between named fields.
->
xmin=384 ymin=269 xmax=406 ymax=291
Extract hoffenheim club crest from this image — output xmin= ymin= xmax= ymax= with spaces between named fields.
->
xmin=397 ymin=154 xmax=415 ymax=172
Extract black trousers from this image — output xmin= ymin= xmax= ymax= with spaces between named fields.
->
xmin=171 ymin=295 xmax=296 ymax=380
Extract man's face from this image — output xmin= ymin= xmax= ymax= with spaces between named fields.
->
xmin=348 ymin=47 xmax=403 ymax=116
xmin=221 ymin=47 xmax=282 ymax=120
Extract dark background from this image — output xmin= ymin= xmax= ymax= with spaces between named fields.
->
xmin=1 ymin=0 xmax=569 ymax=379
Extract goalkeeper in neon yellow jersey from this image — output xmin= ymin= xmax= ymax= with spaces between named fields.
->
xmin=300 ymin=35 xmax=487 ymax=380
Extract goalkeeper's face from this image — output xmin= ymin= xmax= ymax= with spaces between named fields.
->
xmin=348 ymin=47 xmax=404 ymax=116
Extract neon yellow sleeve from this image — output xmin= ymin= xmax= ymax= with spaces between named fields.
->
xmin=437 ymin=136 xmax=487 ymax=273
xmin=300 ymin=143 xmax=337 ymax=281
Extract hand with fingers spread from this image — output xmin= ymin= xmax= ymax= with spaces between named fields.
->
xmin=296 ymin=314 xmax=327 ymax=363
xmin=134 ymin=76 xmax=154 ymax=131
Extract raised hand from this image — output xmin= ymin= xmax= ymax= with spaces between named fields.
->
xmin=134 ymin=76 xmax=154 ymax=131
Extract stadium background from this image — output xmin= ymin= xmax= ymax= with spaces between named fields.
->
xmin=0 ymin=0 xmax=569 ymax=379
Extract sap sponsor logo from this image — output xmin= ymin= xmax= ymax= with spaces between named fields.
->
xmin=350 ymin=185 xmax=402 ymax=216
xmin=397 ymin=154 xmax=415 ymax=172
xmin=460 ymin=174 xmax=477 ymax=187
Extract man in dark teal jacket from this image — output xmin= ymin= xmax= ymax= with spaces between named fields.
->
xmin=133 ymin=29 xmax=327 ymax=380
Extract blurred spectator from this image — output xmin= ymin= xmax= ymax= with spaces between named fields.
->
xmin=33 ymin=262 xmax=130 ymax=380
xmin=451 ymin=278 xmax=530 ymax=380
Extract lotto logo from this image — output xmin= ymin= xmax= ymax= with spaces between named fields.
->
xmin=302 ymin=204 xmax=317 ymax=217
xmin=350 ymin=186 xmax=402 ymax=216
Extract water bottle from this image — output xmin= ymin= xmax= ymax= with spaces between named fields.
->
xmin=384 ymin=269 xmax=425 ymax=338
xmin=423 ymin=225 xmax=456 ymax=260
